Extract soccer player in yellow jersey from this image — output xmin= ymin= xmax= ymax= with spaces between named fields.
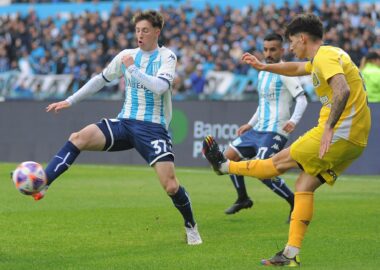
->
xmin=203 ymin=13 xmax=371 ymax=267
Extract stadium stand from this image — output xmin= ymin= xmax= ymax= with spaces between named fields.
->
xmin=0 ymin=0 xmax=379 ymax=100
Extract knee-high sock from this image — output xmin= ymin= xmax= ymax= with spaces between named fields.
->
xmin=287 ymin=192 xmax=314 ymax=248
xmin=228 ymin=158 xmax=280 ymax=179
xmin=261 ymin=177 xmax=294 ymax=208
xmin=170 ymin=186 xmax=196 ymax=228
xmin=229 ymin=175 xmax=248 ymax=200
xmin=45 ymin=141 xmax=81 ymax=185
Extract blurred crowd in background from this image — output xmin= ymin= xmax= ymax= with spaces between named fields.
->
xmin=0 ymin=0 xmax=380 ymax=101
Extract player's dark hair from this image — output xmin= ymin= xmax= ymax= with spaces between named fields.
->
xmin=264 ymin=33 xmax=283 ymax=44
xmin=133 ymin=10 xmax=164 ymax=30
xmin=285 ymin=13 xmax=323 ymax=41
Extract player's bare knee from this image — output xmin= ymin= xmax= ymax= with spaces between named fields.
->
xmin=68 ymin=132 xmax=85 ymax=149
xmin=224 ymin=148 xmax=241 ymax=161
xmin=164 ymin=177 xmax=179 ymax=195
xmin=68 ymin=132 xmax=79 ymax=144
xmin=295 ymin=173 xmax=321 ymax=192
xmin=294 ymin=180 xmax=304 ymax=192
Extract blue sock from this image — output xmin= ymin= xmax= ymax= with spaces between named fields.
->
xmin=262 ymin=177 xmax=294 ymax=210
xmin=45 ymin=141 xmax=81 ymax=185
xmin=229 ymin=174 xmax=249 ymax=201
xmin=170 ymin=186 xmax=196 ymax=228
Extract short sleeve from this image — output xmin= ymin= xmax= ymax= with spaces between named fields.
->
xmin=304 ymin=61 xmax=312 ymax=73
xmin=315 ymin=49 xmax=344 ymax=81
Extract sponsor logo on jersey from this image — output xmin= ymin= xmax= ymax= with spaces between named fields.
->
xmin=320 ymin=95 xmax=331 ymax=107
xmin=261 ymin=89 xmax=277 ymax=100
xmin=126 ymin=78 xmax=148 ymax=90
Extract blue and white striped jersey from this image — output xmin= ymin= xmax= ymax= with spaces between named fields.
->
xmin=254 ymin=71 xmax=304 ymax=137
xmin=102 ymin=46 xmax=177 ymax=130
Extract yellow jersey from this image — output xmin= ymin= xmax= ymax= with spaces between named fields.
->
xmin=304 ymin=46 xmax=371 ymax=146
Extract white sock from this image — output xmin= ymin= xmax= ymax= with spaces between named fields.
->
xmin=220 ymin=160 xmax=230 ymax=174
xmin=283 ymin=245 xmax=300 ymax=258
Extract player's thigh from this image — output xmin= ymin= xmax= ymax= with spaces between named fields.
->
xmin=132 ymin=121 xmax=175 ymax=166
xmin=229 ymin=130 xmax=258 ymax=159
xmin=319 ymin=140 xmax=364 ymax=184
xmin=272 ymin=147 xmax=299 ymax=172
xmin=69 ymin=124 xmax=106 ymax=151
xmin=95 ymin=118 xmax=135 ymax=152
xmin=234 ymin=130 xmax=288 ymax=160
xmin=154 ymin=161 xmax=179 ymax=194
xmin=290 ymin=128 xmax=364 ymax=185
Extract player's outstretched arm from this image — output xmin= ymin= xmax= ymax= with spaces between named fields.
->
xmin=241 ymin=53 xmax=309 ymax=76
xmin=241 ymin=53 xmax=266 ymax=70
xmin=46 ymin=100 xmax=71 ymax=113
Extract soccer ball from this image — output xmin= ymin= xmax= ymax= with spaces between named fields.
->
xmin=12 ymin=161 xmax=47 ymax=195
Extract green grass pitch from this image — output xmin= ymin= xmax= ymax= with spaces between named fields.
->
xmin=1 ymin=163 xmax=379 ymax=269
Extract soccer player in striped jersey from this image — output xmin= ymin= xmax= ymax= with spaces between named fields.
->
xmin=223 ymin=33 xmax=307 ymax=220
xmin=204 ymin=14 xmax=371 ymax=266
xmin=31 ymin=10 xmax=202 ymax=245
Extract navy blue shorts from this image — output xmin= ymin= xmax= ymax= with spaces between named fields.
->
xmin=96 ymin=118 xmax=174 ymax=166
xmin=229 ymin=129 xmax=287 ymax=159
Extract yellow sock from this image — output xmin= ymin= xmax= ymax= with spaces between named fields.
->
xmin=228 ymin=159 xmax=280 ymax=179
xmin=287 ymin=192 xmax=314 ymax=248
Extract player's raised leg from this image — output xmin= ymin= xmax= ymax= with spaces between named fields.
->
xmin=205 ymin=136 xmax=294 ymax=220
xmin=203 ymin=136 xmax=297 ymax=178
xmin=33 ymin=124 xmax=106 ymax=200
xmin=154 ymin=161 xmax=202 ymax=245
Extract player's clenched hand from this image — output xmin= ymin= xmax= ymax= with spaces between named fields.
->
xmin=237 ymin=124 xmax=252 ymax=136
xmin=241 ymin=53 xmax=266 ymax=70
xmin=319 ymin=126 xmax=334 ymax=158
xmin=282 ymin=121 xmax=296 ymax=133
xmin=46 ymin=101 xmax=71 ymax=113
xmin=122 ymin=54 xmax=134 ymax=68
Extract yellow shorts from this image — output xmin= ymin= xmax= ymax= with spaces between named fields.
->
xmin=290 ymin=127 xmax=365 ymax=185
